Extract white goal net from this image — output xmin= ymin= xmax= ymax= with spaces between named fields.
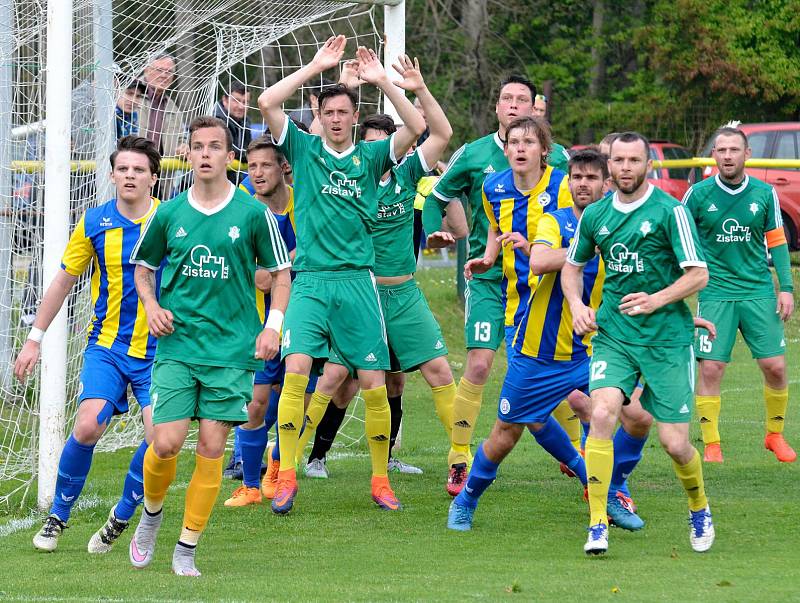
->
xmin=0 ymin=0 xmax=402 ymax=510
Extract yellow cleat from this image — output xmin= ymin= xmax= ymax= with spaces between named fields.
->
xmin=262 ymin=446 xmax=280 ymax=499
xmin=223 ymin=486 xmax=262 ymax=507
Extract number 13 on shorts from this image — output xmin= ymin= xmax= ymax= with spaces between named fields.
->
xmin=590 ymin=359 xmax=607 ymax=382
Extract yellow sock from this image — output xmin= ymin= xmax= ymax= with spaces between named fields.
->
xmin=673 ymin=449 xmax=708 ymax=512
xmin=295 ymin=390 xmax=332 ymax=465
xmin=553 ymin=399 xmax=581 ymax=451
xmin=363 ymin=385 xmax=391 ymax=478
xmin=182 ymin=453 xmax=223 ymax=534
xmin=585 ymin=436 xmax=613 ymax=526
xmin=449 ymin=377 xmax=483 ymax=465
xmin=431 ymin=381 xmax=455 ymax=440
xmin=143 ymin=444 xmax=177 ymax=514
xmin=764 ymin=385 xmax=789 ymax=433
xmin=277 ymin=372 xmax=309 ymax=471
xmin=695 ymin=395 xmax=721 ymax=444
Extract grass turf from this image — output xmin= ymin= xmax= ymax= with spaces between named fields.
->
xmin=0 ymin=266 xmax=798 ymax=602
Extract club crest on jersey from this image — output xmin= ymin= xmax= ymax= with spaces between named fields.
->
xmin=322 ymin=170 xmax=362 ymax=198
xmin=717 ymin=218 xmax=750 ymax=243
xmin=352 ymin=155 xmax=361 ymax=167
xmin=639 ymin=220 xmax=652 ymax=237
xmin=749 ymin=203 xmax=759 ymax=215
xmin=537 ymin=192 xmax=551 ymax=207
xmin=606 ymin=243 xmax=644 ymax=273
xmin=228 ymin=225 xmax=240 ymax=243
xmin=181 ymin=244 xmax=229 ymax=279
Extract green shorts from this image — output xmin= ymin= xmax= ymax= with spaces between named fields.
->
xmin=589 ymin=334 xmax=695 ymax=423
xmin=464 ymin=276 xmax=504 ymax=350
xmin=695 ymin=298 xmax=786 ymax=362
xmin=379 ymin=278 xmax=448 ymax=372
xmin=150 ymin=359 xmax=253 ymax=425
xmin=281 ymin=270 xmax=390 ymax=371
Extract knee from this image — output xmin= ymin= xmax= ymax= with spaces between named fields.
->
xmin=423 ymin=358 xmax=453 ymax=387
xmin=465 ymin=356 xmax=492 ymax=384
xmin=761 ymin=362 xmax=786 ymax=385
xmin=72 ymin=414 xmax=105 ymax=445
xmin=590 ymin=402 xmax=617 ymax=430
xmin=152 ymin=438 xmax=182 ymax=458
xmin=195 ymin=439 xmax=225 ymax=459
xmin=621 ymin=407 xmax=653 ymax=438
xmin=659 ymin=434 xmax=689 ymax=459
xmin=700 ymin=361 xmax=725 ymax=384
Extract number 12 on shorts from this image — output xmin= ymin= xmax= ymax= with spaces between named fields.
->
xmin=590 ymin=360 xmax=607 ymax=382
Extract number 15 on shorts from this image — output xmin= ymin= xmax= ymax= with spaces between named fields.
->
xmin=590 ymin=360 xmax=607 ymax=383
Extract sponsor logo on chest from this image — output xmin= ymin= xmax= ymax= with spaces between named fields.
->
xmin=181 ymin=244 xmax=229 ymax=280
xmin=716 ymin=218 xmax=751 ymax=243
xmin=606 ymin=242 xmax=644 ymax=273
xmin=378 ymin=201 xmax=406 ymax=219
xmin=322 ymin=170 xmax=362 ymax=198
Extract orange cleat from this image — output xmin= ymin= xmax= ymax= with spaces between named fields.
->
xmin=446 ymin=463 xmax=468 ymax=497
xmin=271 ymin=469 xmax=298 ymax=515
xmin=261 ymin=446 xmax=279 ymax=499
xmin=703 ymin=442 xmax=724 ymax=463
xmin=765 ymin=433 xmax=797 ymax=463
xmin=223 ymin=486 xmax=262 ymax=507
xmin=371 ymin=475 xmax=402 ymax=511
xmin=560 ymin=462 xmax=578 ymax=478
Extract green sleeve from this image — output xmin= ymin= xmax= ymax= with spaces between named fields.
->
xmin=422 ymin=193 xmax=446 ymax=234
xmin=424 ymin=144 xmax=470 ymax=233
xmin=273 ymin=115 xmax=310 ymax=166
xmin=770 ymin=243 xmax=793 ymax=293
xmin=680 ymin=186 xmax=697 ymax=219
xmin=766 ymin=186 xmax=782 ymax=231
xmin=566 ymin=209 xmax=596 ymax=265
xmin=131 ymin=210 xmax=167 ymax=269
xmin=666 ymin=204 xmax=707 ymax=267
xmin=547 ymin=142 xmax=570 ymax=173
xmin=398 ymin=149 xmax=428 ymax=185
xmin=364 ymin=135 xmax=396 ymax=180
xmin=255 ymin=206 xmax=291 ymax=271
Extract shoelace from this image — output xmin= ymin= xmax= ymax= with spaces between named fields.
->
xmin=450 ymin=466 xmax=467 ymax=484
xmin=587 ymin=524 xmax=606 ymax=539
xmin=42 ymin=517 xmax=65 ymax=538
xmin=453 ymin=505 xmax=471 ymax=522
xmin=616 ymin=493 xmax=636 ymax=513
xmin=689 ymin=510 xmax=709 ymax=536
xmin=101 ymin=515 xmax=129 ymax=544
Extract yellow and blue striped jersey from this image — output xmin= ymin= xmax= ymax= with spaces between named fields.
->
xmin=514 ymin=207 xmax=605 ymax=361
xmin=61 ymin=198 xmax=160 ymax=359
xmin=482 ymin=166 xmax=572 ymax=327
xmin=251 ymin=186 xmax=297 ymax=324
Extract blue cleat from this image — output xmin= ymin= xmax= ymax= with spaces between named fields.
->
xmin=607 ymin=492 xmax=645 ymax=531
xmin=689 ymin=505 xmax=715 ymax=552
xmin=584 ymin=523 xmax=608 ymax=555
xmin=447 ymin=501 xmax=475 ymax=531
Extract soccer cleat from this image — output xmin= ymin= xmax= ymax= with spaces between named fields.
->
xmin=446 ymin=463 xmax=468 ymax=497
xmin=222 ymin=455 xmax=243 ymax=480
xmin=559 ymin=462 xmax=577 ymax=478
xmin=88 ymin=505 xmax=129 ymax=554
xmin=689 ymin=505 xmax=715 ymax=552
xmin=446 ymin=500 xmax=474 ymax=531
xmin=304 ymin=458 xmax=329 ymax=479
xmin=172 ymin=543 xmax=201 ymax=577
xmin=607 ymin=492 xmax=645 ymax=531
xmin=584 ymin=523 xmax=609 ymax=555
xmin=703 ymin=442 xmax=724 ymax=463
xmin=388 ymin=457 xmax=424 ymax=475
xmin=371 ymin=475 xmax=402 ymax=511
xmin=129 ymin=509 xmax=163 ymax=568
xmin=765 ymin=433 xmax=797 ymax=463
xmin=224 ymin=485 xmax=262 ymax=507
xmin=261 ymin=446 xmax=279 ymax=499
xmin=33 ymin=515 xmax=66 ymax=552
xmin=271 ymin=470 xmax=298 ymax=515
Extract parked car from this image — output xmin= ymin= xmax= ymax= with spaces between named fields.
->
xmin=701 ymin=122 xmax=800 ymax=250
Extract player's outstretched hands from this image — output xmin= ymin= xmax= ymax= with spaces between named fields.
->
xmin=144 ymin=301 xmax=174 ymax=338
xmin=693 ymin=316 xmax=717 ymax=341
xmin=618 ymin=291 xmax=659 ymax=316
xmin=392 ymin=55 xmax=425 ymax=93
xmin=497 ymin=232 xmax=530 ymax=255
xmin=777 ymin=291 xmax=794 ymax=322
xmin=427 ymin=231 xmax=455 ymax=249
xmin=14 ymin=341 xmax=41 ymax=383
xmin=356 ymin=46 xmax=387 ymax=85
xmin=256 ymin=327 xmax=280 ymax=361
xmin=464 ymin=257 xmax=494 ymax=280
xmin=339 ymin=59 xmax=362 ymax=89
xmin=312 ymin=35 xmax=347 ymax=72
xmin=571 ymin=303 xmax=597 ymax=335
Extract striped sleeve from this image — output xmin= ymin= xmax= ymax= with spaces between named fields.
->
xmin=767 ymin=186 xmax=783 ymax=230
xmin=61 ymin=213 xmax=94 ymax=276
xmin=670 ymin=204 xmax=706 ymax=268
xmin=257 ymin=208 xmax=292 ymax=271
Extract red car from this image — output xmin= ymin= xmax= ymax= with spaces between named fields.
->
xmin=701 ymin=122 xmax=800 ymax=249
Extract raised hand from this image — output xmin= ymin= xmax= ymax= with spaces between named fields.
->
xmin=355 ymin=46 xmax=387 ymax=85
xmin=464 ymin=257 xmax=494 ymax=280
xmin=312 ymin=35 xmax=347 ymax=72
xmin=427 ymin=231 xmax=455 ymax=249
xmin=339 ymin=59 xmax=362 ymax=89
xmin=392 ymin=55 xmax=425 ymax=93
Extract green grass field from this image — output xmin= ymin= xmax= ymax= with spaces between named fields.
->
xmin=1 ymin=267 xmax=799 ymax=602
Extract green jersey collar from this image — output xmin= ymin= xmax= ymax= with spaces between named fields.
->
xmin=714 ymin=173 xmax=749 ymax=195
xmin=612 ymin=183 xmax=654 ymax=214
xmin=188 ymin=182 xmax=235 ymax=216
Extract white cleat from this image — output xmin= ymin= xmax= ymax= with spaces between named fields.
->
xmin=388 ymin=457 xmax=424 ymax=474
xmin=689 ymin=505 xmax=715 ymax=552
xmin=172 ymin=543 xmax=201 ymax=577
xmin=584 ymin=523 xmax=609 ymax=555
xmin=304 ymin=458 xmax=329 ymax=479
xmin=88 ymin=505 xmax=129 ymax=554
xmin=33 ymin=515 xmax=66 ymax=552
xmin=129 ymin=509 xmax=163 ymax=568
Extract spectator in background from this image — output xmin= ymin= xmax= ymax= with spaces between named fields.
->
xmin=116 ymin=79 xmax=148 ymax=140
xmin=288 ymin=78 xmax=334 ymax=129
xmin=213 ymin=81 xmax=252 ymax=184
xmin=532 ymin=93 xmax=571 ymax=173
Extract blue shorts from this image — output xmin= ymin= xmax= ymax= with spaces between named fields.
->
xmin=498 ymin=354 xmax=590 ymax=424
xmin=78 ymin=345 xmax=153 ymax=416
xmin=504 ymin=325 xmax=517 ymax=356
xmin=254 ymin=355 xmax=318 ymax=393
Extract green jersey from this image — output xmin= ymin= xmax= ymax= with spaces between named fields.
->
xmin=131 ymin=185 xmax=291 ymax=370
xmin=547 ymin=142 xmax=571 ymax=173
xmin=373 ymin=149 xmax=429 ymax=277
xmin=682 ymin=174 xmax=782 ymax=301
xmin=275 ymin=116 xmax=395 ymax=271
xmin=567 ymin=184 xmax=706 ymax=347
xmin=430 ymin=132 xmax=508 ymax=281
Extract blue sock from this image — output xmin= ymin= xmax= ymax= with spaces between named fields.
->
xmin=454 ymin=443 xmax=498 ymax=509
xmin=50 ymin=435 xmax=96 ymax=522
xmin=531 ymin=416 xmax=587 ymax=486
xmin=264 ymin=388 xmax=279 ymax=432
xmin=580 ymin=420 xmax=590 ymax=451
xmin=240 ymin=424 xmax=268 ymax=488
xmin=232 ymin=426 xmax=243 ymax=464
xmin=609 ymin=425 xmax=647 ymax=500
xmin=113 ymin=439 xmax=148 ymax=521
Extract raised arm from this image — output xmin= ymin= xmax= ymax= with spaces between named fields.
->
xmin=134 ymin=264 xmax=173 ymax=338
xmin=258 ymin=35 xmax=347 ymax=141
xmin=355 ymin=47 xmax=425 ymax=159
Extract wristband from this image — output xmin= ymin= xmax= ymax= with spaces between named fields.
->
xmin=265 ymin=309 xmax=284 ymax=333
xmin=28 ymin=327 xmax=45 ymax=343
